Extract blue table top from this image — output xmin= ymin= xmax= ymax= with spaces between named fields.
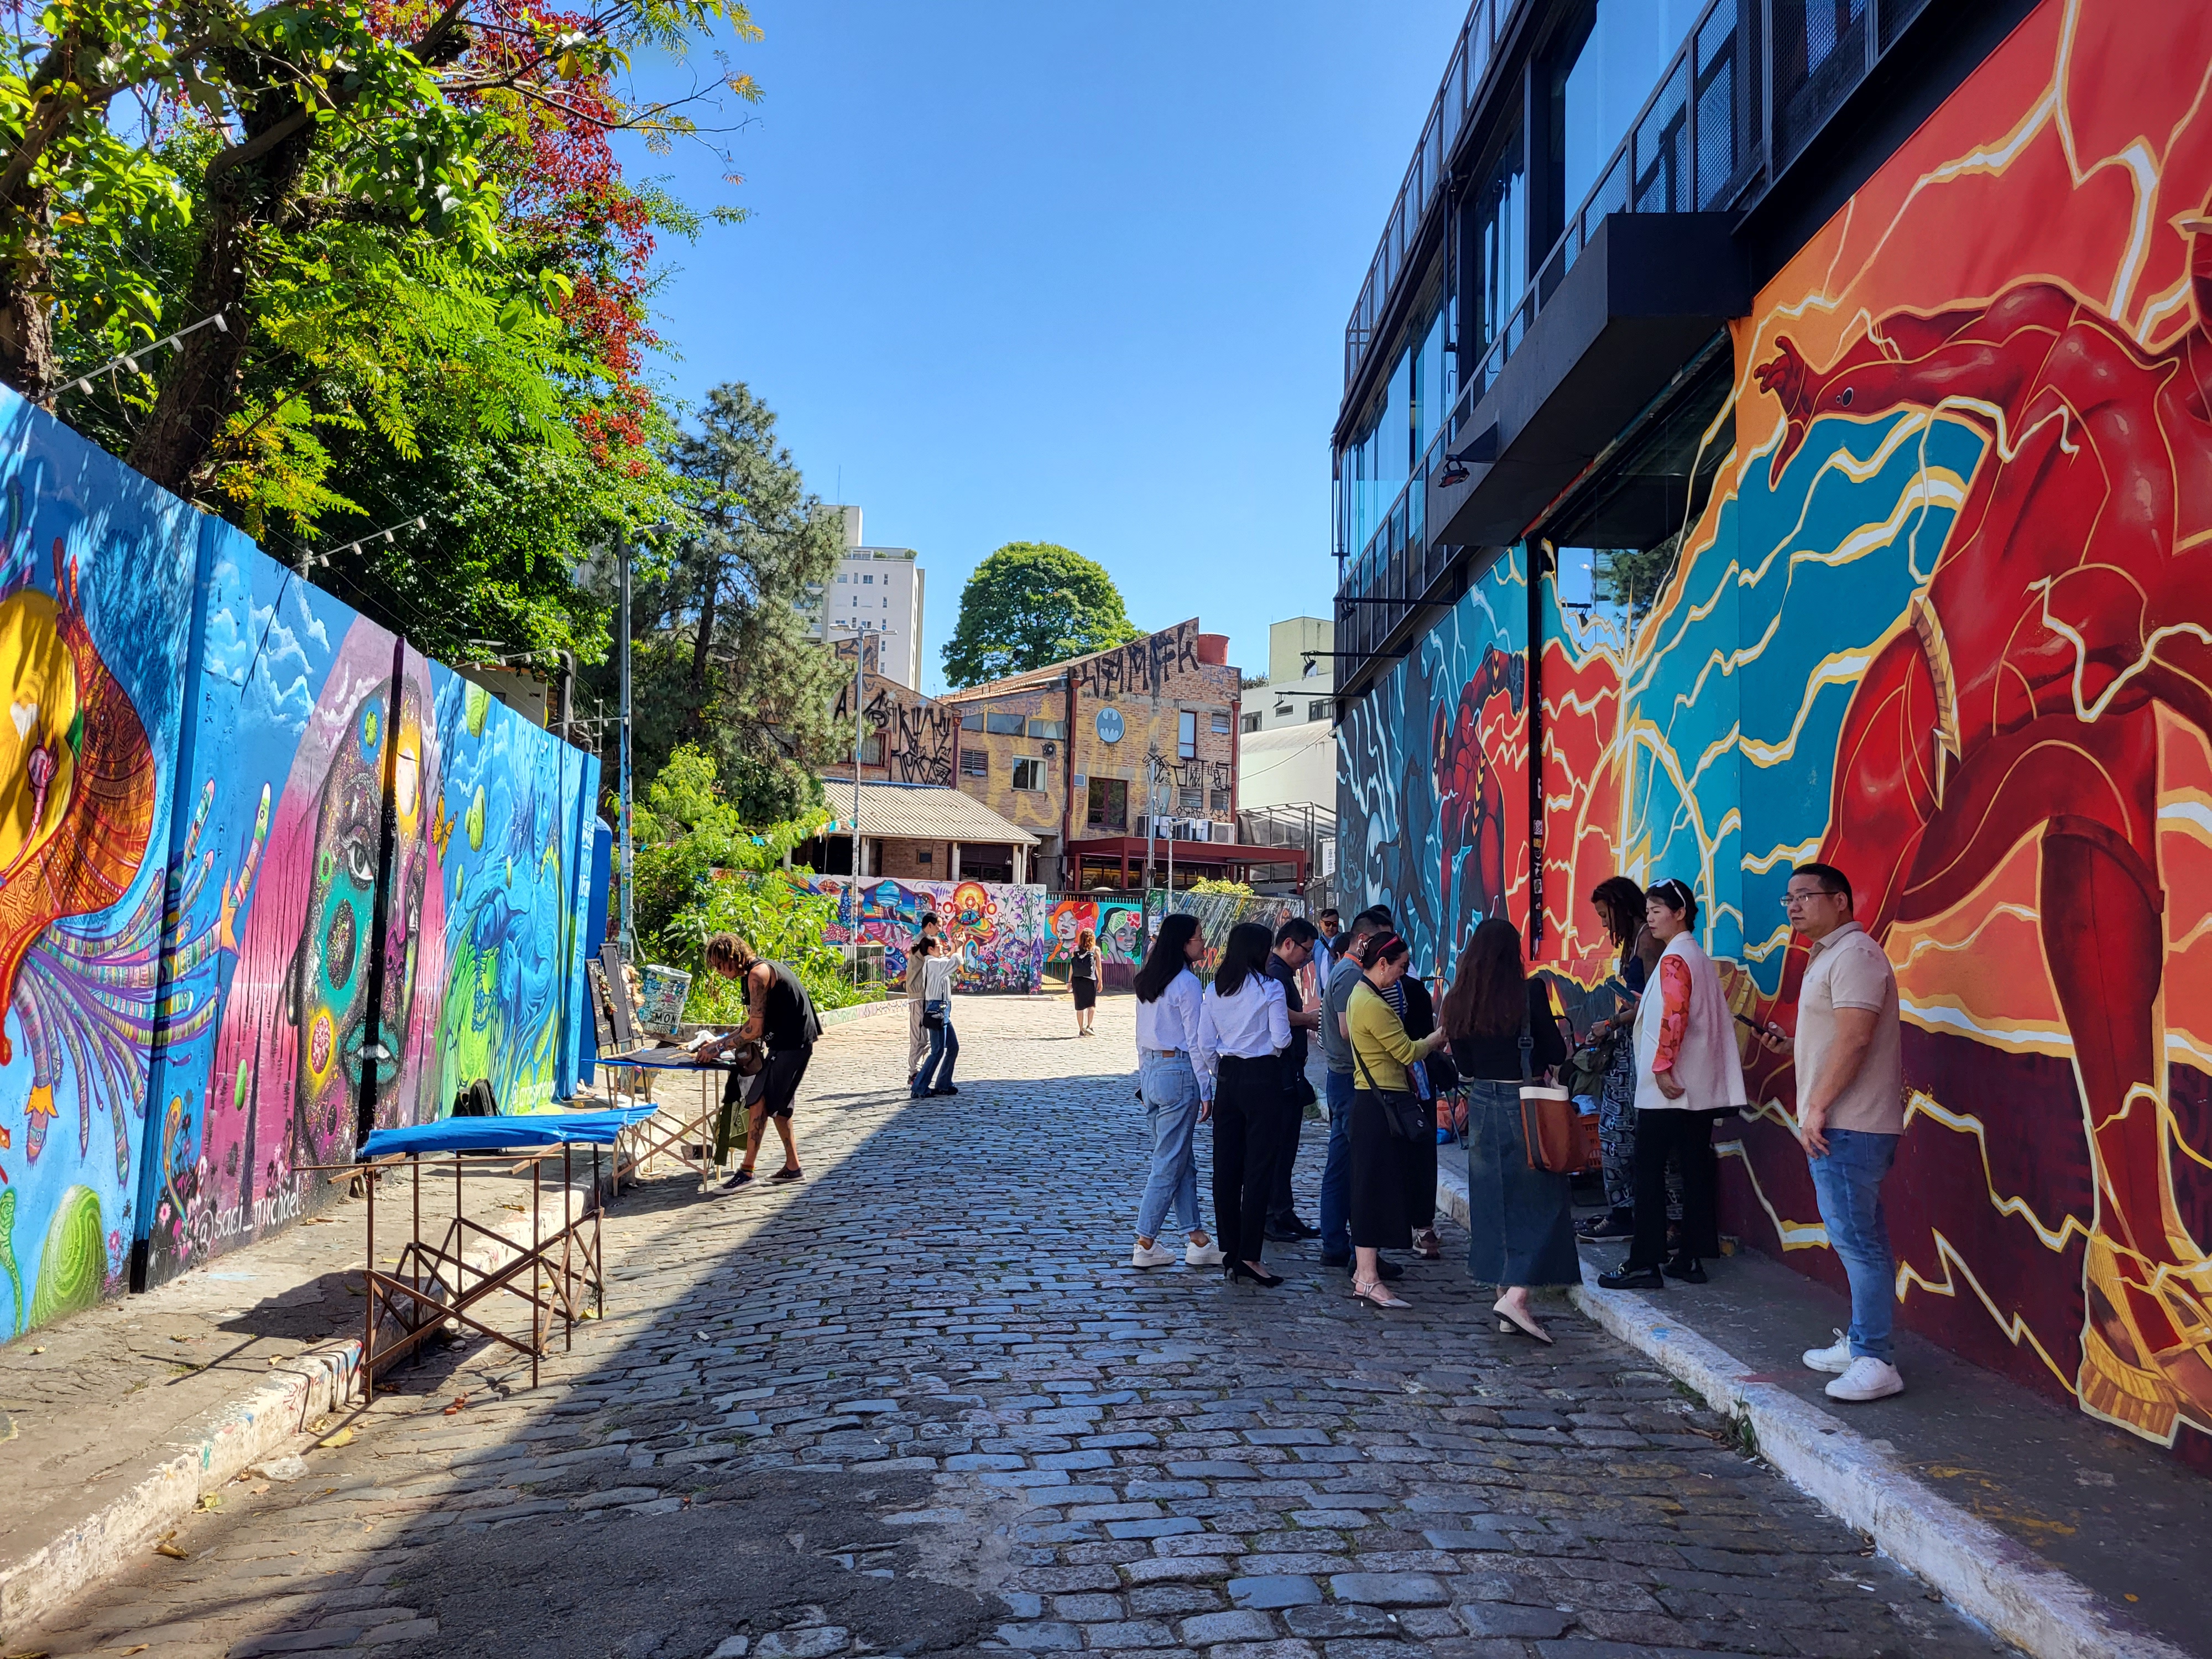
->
xmin=360 ymin=1103 xmax=664 ymax=1159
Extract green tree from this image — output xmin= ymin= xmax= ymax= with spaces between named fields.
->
xmin=588 ymin=382 xmax=849 ymax=822
xmin=940 ymin=541 xmax=1142 ymax=688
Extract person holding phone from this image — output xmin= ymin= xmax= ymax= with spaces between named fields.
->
xmin=1753 ymin=863 xmax=1908 ymax=1404
xmin=1597 ymin=880 xmax=1746 ymax=1291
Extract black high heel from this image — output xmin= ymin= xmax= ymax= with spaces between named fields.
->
xmin=1227 ymin=1260 xmax=1284 ymax=1287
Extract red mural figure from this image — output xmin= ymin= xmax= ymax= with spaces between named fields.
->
xmin=1753 ymin=204 xmax=2212 ymax=1441
xmin=1433 ymin=644 xmax=1526 ymax=938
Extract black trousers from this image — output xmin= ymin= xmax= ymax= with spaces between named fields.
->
xmin=1266 ymin=1077 xmax=1305 ymax=1227
xmin=1626 ymin=1106 xmax=1719 ymax=1269
xmin=1213 ymin=1055 xmax=1286 ymax=1266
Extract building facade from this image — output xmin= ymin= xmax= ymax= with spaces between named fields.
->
xmin=832 ymin=618 xmax=1248 ymax=889
xmin=1333 ymin=0 xmax=2212 ymax=1466
xmin=806 ymin=505 xmax=926 ymax=687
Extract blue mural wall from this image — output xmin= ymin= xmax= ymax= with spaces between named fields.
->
xmin=0 ymin=385 xmax=601 ymax=1331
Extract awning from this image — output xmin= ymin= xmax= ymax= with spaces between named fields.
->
xmin=817 ymin=779 xmax=1039 ymax=846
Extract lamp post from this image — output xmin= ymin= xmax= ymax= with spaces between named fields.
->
xmin=617 ymin=525 xmax=634 ymax=958
xmin=828 ymin=619 xmax=899 ymax=983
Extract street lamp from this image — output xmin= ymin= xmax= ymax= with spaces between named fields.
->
xmin=828 ymin=619 xmax=900 ymax=983
xmin=617 ymin=519 xmax=674 ymax=962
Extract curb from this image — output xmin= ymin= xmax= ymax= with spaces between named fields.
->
xmin=1432 ymin=1155 xmax=2184 ymax=1659
xmin=0 ymin=1175 xmax=597 ymax=1644
xmin=818 ymin=997 xmax=900 ymax=1030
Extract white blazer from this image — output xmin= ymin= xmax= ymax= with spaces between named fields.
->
xmin=1632 ymin=933 xmax=1748 ymax=1113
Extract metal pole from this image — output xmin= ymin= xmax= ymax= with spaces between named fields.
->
xmin=617 ymin=527 xmax=634 ymax=958
xmin=852 ymin=629 xmax=865 ymax=980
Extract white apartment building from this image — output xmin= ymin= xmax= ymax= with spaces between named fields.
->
xmin=806 ymin=505 xmax=926 ymax=687
xmin=1237 ymin=616 xmax=1335 ymax=815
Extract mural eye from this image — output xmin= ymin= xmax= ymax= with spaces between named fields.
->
xmin=1835 ymin=387 xmax=1854 ymax=406
xmin=345 ymin=835 xmax=375 ymax=885
xmin=325 ymin=902 xmax=356 ymax=989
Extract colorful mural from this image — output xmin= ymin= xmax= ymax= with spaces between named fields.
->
xmin=807 ymin=874 xmax=1048 ymax=992
xmin=1144 ymin=891 xmax=1311 ymax=986
xmin=1338 ymin=0 xmax=2212 ymax=1465
xmin=0 ymin=384 xmax=600 ymax=1333
xmin=1045 ymin=896 xmax=1144 ymax=990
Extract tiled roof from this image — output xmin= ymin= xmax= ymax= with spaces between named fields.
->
xmin=818 ymin=779 xmax=1039 ymax=847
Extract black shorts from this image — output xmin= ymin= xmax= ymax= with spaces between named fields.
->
xmin=755 ymin=1044 xmax=812 ymax=1119
xmin=1072 ymin=978 xmax=1097 ymax=1010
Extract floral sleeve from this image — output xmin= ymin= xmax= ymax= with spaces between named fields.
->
xmin=1652 ymin=954 xmax=1692 ymax=1073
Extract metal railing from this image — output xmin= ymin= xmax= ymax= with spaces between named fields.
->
xmin=1343 ymin=0 xmax=1528 ymax=389
xmin=1335 ymin=0 xmax=1931 ymax=686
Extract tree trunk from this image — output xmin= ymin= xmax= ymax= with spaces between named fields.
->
xmin=0 ymin=20 xmax=104 ymax=405
xmin=692 ymin=564 xmax=720 ymax=688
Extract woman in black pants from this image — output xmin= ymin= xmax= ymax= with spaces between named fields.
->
xmin=1194 ymin=921 xmax=1292 ymax=1285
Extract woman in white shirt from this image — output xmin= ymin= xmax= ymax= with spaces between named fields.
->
xmin=1196 ymin=921 xmax=1293 ymax=1287
xmin=908 ymin=938 xmax=959 ymax=1098
xmin=1131 ymin=915 xmax=1225 ymax=1271
xmin=1598 ymin=878 xmax=1745 ymax=1291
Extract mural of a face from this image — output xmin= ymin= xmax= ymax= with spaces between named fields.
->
xmin=288 ymin=676 xmax=426 ymax=1157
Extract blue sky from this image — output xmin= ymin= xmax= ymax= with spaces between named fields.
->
xmin=627 ymin=2 xmax=1467 ymax=695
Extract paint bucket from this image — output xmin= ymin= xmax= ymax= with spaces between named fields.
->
xmin=637 ymin=964 xmax=693 ymax=1036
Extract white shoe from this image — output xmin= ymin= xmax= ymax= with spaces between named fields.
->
xmin=1802 ymin=1329 xmax=1853 ymax=1374
xmin=1130 ymin=1241 xmax=1178 ymax=1269
xmin=1824 ymin=1356 xmax=1904 ymax=1402
xmin=1184 ymin=1238 xmax=1224 ymax=1267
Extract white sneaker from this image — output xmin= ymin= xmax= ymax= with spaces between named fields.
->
xmin=1130 ymin=1241 xmax=1178 ymax=1269
xmin=1802 ymin=1329 xmax=1853 ymax=1374
xmin=1183 ymin=1238 xmax=1224 ymax=1267
xmin=1824 ymin=1356 xmax=1904 ymax=1402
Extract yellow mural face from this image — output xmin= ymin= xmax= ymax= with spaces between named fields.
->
xmin=0 ymin=587 xmax=80 ymax=883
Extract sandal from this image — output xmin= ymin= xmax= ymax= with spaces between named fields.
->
xmin=1412 ymin=1228 xmax=1442 ymax=1260
xmin=1351 ymin=1277 xmax=1410 ymax=1310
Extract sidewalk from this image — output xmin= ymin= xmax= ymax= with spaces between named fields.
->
xmin=1431 ymin=1146 xmax=2207 ymax=1659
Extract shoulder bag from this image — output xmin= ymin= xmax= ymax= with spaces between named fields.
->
xmin=1351 ymin=992 xmax=1428 ymax=1142
xmin=1518 ymin=996 xmax=1579 ymax=1174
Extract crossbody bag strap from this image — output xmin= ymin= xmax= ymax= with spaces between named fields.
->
xmin=1350 ymin=985 xmax=1383 ymax=1095
xmin=1519 ymin=992 xmax=1534 ymax=1084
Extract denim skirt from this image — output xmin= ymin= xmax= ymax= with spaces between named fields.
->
xmin=1463 ymin=1078 xmax=1580 ymax=1287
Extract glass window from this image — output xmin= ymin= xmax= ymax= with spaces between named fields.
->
xmin=1210 ymin=711 xmax=1231 ymax=734
xmin=1471 ymin=119 xmax=1528 ymax=362
xmin=1177 ymin=711 xmax=1197 ymax=759
xmin=862 ymin=573 xmax=874 ymax=585
xmin=859 ymin=733 xmax=883 ymax=765
xmin=985 ymin=712 xmax=1024 ymax=735
xmin=959 ymin=711 xmax=983 ymax=731
xmin=1240 ymin=711 xmax=1261 ymax=733
xmin=1012 ymin=757 xmax=1045 ymax=792
xmin=1026 ymin=718 xmax=1067 ymax=739
xmin=1559 ymin=0 xmax=1707 ymax=217
xmin=960 ymin=748 xmax=988 ymax=778
xmin=837 ymin=574 xmax=847 ymax=583
xmin=1309 ymin=700 xmax=1332 ymax=723
xmin=1209 ymin=786 xmax=1230 ymax=812
xmin=1087 ymin=778 xmax=1128 ymax=829
xmin=916 ymin=846 xmax=933 ymax=865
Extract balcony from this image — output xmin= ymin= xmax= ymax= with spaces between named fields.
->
xmin=1335 ymin=0 xmax=1937 ymax=693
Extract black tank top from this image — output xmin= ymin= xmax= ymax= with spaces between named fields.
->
xmin=760 ymin=960 xmax=816 ymax=1051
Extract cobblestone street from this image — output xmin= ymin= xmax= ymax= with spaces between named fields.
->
xmin=23 ymin=997 xmax=2008 ymax=1659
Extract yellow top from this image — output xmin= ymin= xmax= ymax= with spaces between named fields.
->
xmin=1347 ymin=981 xmax=1421 ymax=1093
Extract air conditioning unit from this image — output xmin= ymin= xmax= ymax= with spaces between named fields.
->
xmin=1131 ymin=813 xmax=1151 ymax=839
xmin=1211 ymin=821 xmax=1237 ymax=844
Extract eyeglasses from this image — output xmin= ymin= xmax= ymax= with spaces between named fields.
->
xmin=1780 ymin=889 xmax=1843 ymax=908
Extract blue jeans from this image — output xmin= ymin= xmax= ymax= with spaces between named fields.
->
xmin=1136 ymin=1052 xmax=1204 ymax=1240
xmin=1808 ymin=1128 xmax=1899 ymax=1363
xmin=1318 ymin=1068 xmax=1355 ymax=1259
xmin=913 ymin=1017 xmax=958 ymax=1095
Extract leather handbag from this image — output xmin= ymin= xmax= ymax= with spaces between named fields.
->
xmin=1517 ymin=1001 xmax=1580 ymax=1174
xmin=1352 ymin=1021 xmax=1428 ymax=1142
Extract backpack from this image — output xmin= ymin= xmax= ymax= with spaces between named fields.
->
xmin=451 ymin=1078 xmax=498 ymax=1117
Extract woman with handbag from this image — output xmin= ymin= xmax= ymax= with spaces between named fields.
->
xmin=909 ymin=938 xmax=959 ymax=1098
xmin=1580 ymin=878 xmax=1663 ymax=1241
xmin=1194 ymin=922 xmax=1294 ymax=1286
xmin=1442 ymin=917 xmax=1576 ymax=1343
xmin=1131 ymin=914 xmax=1225 ymax=1271
xmin=1400 ymin=969 xmax=1455 ymax=1260
xmin=1070 ymin=927 xmax=1100 ymax=1037
xmin=1597 ymin=879 xmax=1746 ymax=1291
xmin=1344 ymin=935 xmax=1449 ymax=1309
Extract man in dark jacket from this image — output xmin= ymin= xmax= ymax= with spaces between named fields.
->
xmin=1262 ymin=917 xmax=1322 ymax=1240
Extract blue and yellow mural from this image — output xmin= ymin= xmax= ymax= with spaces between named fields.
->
xmin=0 ymin=384 xmax=601 ymax=1331
xmin=1340 ymin=0 xmax=2212 ymax=1466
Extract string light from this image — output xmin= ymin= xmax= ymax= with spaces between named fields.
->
xmin=302 ymin=514 xmax=430 ymax=568
xmin=62 ymin=309 xmax=231 ymax=396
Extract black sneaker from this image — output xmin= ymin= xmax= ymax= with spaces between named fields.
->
xmin=721 ymin=1169 xmax=755 ymax=1190
xmin=1280 ymin=1217 xmax=1321 ymax=1239
xmin=1597 ymin=1263 xmax=1664 ymax=1291
xmin=931 ymin=1084 xmax=959 ymax=1096
xmin=1318 ymin=1251 xmax=1350 ymax=1270
xmin=1663 ymin=1256 xmax=1708 ymax=1284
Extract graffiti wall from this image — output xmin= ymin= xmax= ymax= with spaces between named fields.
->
xmin=1045 ymin=895 xmax=1144 ymax=990
xmin=1337 ymin=0 xmax=2212 ymax=1465
xmin=0 ymin=385 xmax=600 ymax=1334
xmin=1144 ymin=891 xmax=1310 ymax=987
xmin=807 ymin=875 xmax=1048 ymax=992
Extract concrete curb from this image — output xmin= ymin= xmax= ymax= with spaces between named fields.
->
xmin=0 ymin=1176 xmax=595 ymax=1643
xmin=1432 ymin=1154 xmax=2184 ymax=1659
xmin=817 ymin=996 xmax=901 ymax=1030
